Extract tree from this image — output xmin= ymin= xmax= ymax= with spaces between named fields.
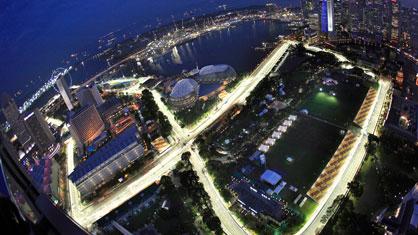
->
xmin=160 ymin=175 xmax=175 ymax=195
xmin=365 ymin=141 xmax=377 ymax=156
xmin=295 ymin=42 xmax=306 ymax=56
xmin=181 ymin=151 xmax=191 ymax=162
xmin=348 ymin=180 xmax=363 ymax=198
xmin=202 ymin=209 xmax=222 ymax=234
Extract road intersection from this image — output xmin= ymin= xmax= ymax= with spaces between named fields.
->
xmin=64 ymin=40 xmax=390 ymax=235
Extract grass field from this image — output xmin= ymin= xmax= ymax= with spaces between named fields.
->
xmin=266 ymin=116 xmax=343 ymax=193
xmin=298 ymin=81 xmax=369 ymax=127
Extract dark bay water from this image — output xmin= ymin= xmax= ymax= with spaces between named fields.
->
xmin=25 ymin=19 xmax=290 ymax=115
xmin=0 ymin=0 xmax=297 ymax=103
xmin=143 ymin=20 xmax=290 ymax=77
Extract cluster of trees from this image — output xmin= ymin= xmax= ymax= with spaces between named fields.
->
xmin=177 ymin=154 xmax=223 ymax=234
xmin=141 ymin=89 xmax=172 ymax=138
xmin=322 ymin=130 xmax=418 ymax=234
xmin=369 ymin=130 xmax=417 ymax=207
xmin=158 ymin=175 xmax=197 ymax=234
xmin=322 ymin=197 xmax=383 ymax=235
xmin=196 ymin=137 xmax=235 ymax=202
xmin=313 ymin=51 xmax=338 ymax=65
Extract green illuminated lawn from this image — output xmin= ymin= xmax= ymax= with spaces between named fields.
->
xmin=298 ymin=81 xmax=368 ymax=127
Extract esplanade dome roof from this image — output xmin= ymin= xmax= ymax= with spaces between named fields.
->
xmin=170 ymin=78 xmax=199 ymax=98
xmin=199 ymin=64 xmax=235 ymax=76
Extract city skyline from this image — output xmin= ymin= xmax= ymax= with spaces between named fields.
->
xmin=1 ymin=1 xmax=417 ymax=235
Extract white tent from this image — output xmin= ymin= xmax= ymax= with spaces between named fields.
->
xmin=277 ymin=125 xmax=288 ymax=133
xmin=288 ymin=115 xmax=297 ymax=121
xmin=258 ymin=144 xmax=270 ymax=153
xmin=283 ymin=120 xmax=293 ymax=127
xmin=264 ymin=138 xmax=276 ymax=146
xmin=271 ymin=131 xmax=282 ymax=139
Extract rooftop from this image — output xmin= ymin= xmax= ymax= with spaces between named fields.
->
xmin=260 ymin=169 xmax=282 ymax=186
xmin=69 ymin=125 xmax=140 ymax=183
xmin=199 ymin=64 xmax=235 ymax=76
xmin=230 ymin=180 xmax=285 ymax=222
xmin=170 ymin=78 xmax=199 ymax=98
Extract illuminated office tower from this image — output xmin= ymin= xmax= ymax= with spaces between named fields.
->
xmin=1 ymin=94 xmax=32 ymax=152
xmin=327 ymin=0 xmax=334 ymax=33
xmin=390 ymin=0 xmax=400 ymax=45
xmin=24 ymin=109 xmax=55 ymax=153
xmin=76 ymin=83 xmax=104 ymax=108
xmin=333 ymin=0 xmax=342 ymax=32
xmin=302 ymin=0 xmax=320 ymax=33
xmin=399 ymin=6 xmax=418 ymax=57
xmin=302 ymin=0 xmax=315 ymax=17
xmin=56 ymin=75 xmax=74 ymax=111
xmin=321 ymin=0 xmax=334 ymax=34
xmin=68 ymin=105 xmax=105 ymax=152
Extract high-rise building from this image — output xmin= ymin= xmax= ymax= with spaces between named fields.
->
xmin=308 ymin=13 xmax=320 ymax=32
xmin=56 ymin=75 xmax=74 ymax=111
xmin=301 ymin=0 xmax=320 ymax=34
xmin=327 ymin=0 xmax=334 ymax=33
xmin=302 ymin=0 xmax=315 ymax=18
xmin=68 ymin=105 xmax=105 ymax=152
xmin=321 ymin=0 xmax=334 ymax=34
xmin=1 ymin=93 xmax=32 ymax=152
xmin=399 ymin=6 xmax=418 ymax=57
xmin=333 ymin=0 xmax=342 ymax=33
xmin=24 ymin=109 xmax=55 ymax=153
xmin=390 ymin=0 xmax=400 ymax=45
xmin=76 ymin=83 xmax=104 ymax=108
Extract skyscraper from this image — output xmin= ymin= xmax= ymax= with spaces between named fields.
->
xmin=1 ymin=93 xmax=32 ymax=152
xmin=321 ymin=0 xmax=334 ymax=34
xmin=390 ymin=0 xmax=400 ymax=45
xmin=76 ymin=83 xmax=104 ymax=108
xmin=68 ymin=105 xmax=105 ymax=152
xmin=327 ymin=0 xmax=335 ymax=33
xmin=24 ymin=109 xmax=55 ymax=153
xmin=302 ymin=0 xmax=320 ymax=33
xmin=302 ymin=0 xmax=315 ymax=18
xmin=56 ymin=75 xmax=74 ymax=111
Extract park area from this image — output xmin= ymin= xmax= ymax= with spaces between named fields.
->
xmin=265 ymin=116 xmax=344 ymax=193
xmin=298 ymin=73 xmax=369 ymax=127
xmin=198 ymin=45 xmax=377 ymax=233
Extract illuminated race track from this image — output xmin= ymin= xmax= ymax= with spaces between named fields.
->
xmin=67 ymin=41 xmax=294 ymax=234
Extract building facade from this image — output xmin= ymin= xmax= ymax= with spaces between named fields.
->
xmin=68 ymin=126 xmax=144 ymax=198
xmin=1 ymin=94 xmax=33 ymax=152
xmin=24 ymin=109 xmax=55 ymax=153
xmin=69 ymin=105 xmax=105 ymax=152
xmin=169 ymin=78 xmax=199 ymax=111
xmin=56 ymin=75 xmax=74 ymax=111
xmin=76 ymin=83 xmax=104 ymax=108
